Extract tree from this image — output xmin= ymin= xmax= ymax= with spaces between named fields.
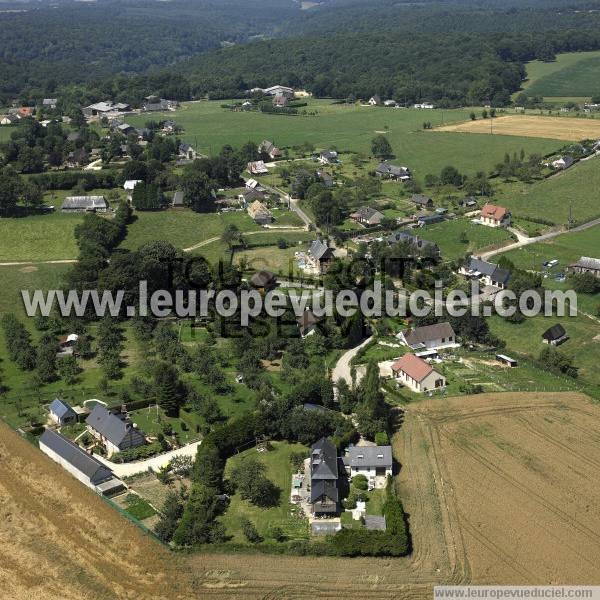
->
xmin=241 ymin=517 xmax=262 ymax=543
xmin=36 ymin=334 xmax=58 ymax=383
xmin=153 ymin=362 xmax=184 ymax=416
xmin=440 ymin=165 xmax=463 ymax=187
xmin=371 ymin=134 xmax=392 ymax=158
xmin=230 ymin=456 xmax=281 ymax=507
xmin=0 ymin=167 xmax=21 ymax=216
xmin=58 ymin=355 xmax=80 ymax=384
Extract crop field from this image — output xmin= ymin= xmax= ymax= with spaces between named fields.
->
xmin=435 ymin=114 xmax=600 ymax=141
xmin=522 ymin=50 xmax=600 ymax=99
xmin=128 ymin=100 xmax=562 ymax=176
xmin=4 ymin=391 xmax=600 ymax=598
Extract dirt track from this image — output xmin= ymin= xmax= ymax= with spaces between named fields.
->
xmin=2 ymin=392 xmax=600 ymax=598
xmin=434 ymin=115 xmax=600 ymax=141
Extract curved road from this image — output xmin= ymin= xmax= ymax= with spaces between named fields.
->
xmin=331 ymin=336 xmax=373 ymax=387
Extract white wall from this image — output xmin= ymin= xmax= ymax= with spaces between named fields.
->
xmin=39 ymin=442 xmax=95 ymax=491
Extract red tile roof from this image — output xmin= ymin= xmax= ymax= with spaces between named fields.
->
xmin=391 ymin=353 xmax=433 ymax=382
xmin=481 ymin=203 xmax=507 ymax=221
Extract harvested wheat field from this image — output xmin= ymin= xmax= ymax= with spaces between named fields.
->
xmin=434 ymin=115 xmax=600 ymax=141
xmin=2 ymin=392 xmax=600 ymax=599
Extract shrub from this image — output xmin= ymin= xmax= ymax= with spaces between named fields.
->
xmin=374 ymin=432 xmax=389 ymax=446
xmin=241 ymin=517 xmax=263 ymax=543
xmin=352 ymin=474 xmax=369 ymax=491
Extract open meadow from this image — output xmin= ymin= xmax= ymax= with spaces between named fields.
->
xmin=435 ymin=114 xmax=600 ymax=141
xmin=128 ymin=100 xmax=562 ymax=177
xmin=4 ymin=391 xmax=600 ymax=598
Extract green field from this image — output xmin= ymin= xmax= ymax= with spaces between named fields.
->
xmin=421 ymin=218 xmax=514 ymax=260
xmin=0 ymin=212 xmax=82 ymax=262
xmin=496 ymin=157 xmax=600 ymax=226
xmin=220 ymin=441 xmax=309 ymax=543
xmin=128 ymin=100 xmax=562 ymax=177
xmin=0 ymin=125 xmax=16 ymax=143
xmin=523 ymin=50 xmax=600 ymax=100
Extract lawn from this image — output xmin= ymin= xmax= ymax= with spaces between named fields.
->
xmin=220 ymin=441 xmax=310 ymax=543
xmin=0 ymin=212 xmax=82 ymax=262
xmin=522 ymin=50 xmax=600 ymax=99
xmin=122 ymin=493 xmax=157 ymax=521
xmin=128 ymin=99 xmax=562 ymax=178
xmin=422 ymin=219 xmax=514 ymax=260
xmin=122 ymin=209 xmax=261 ymax=251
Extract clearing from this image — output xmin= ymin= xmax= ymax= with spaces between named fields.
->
xmin=435 ymin=114 xmax=600 ymax=141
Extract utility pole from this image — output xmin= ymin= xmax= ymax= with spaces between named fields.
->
xmin=568 ymin=199 xmax=574 ymax=230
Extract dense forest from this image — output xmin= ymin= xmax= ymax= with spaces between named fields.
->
xmin=4 ymin=0 xmax=600 ymax=105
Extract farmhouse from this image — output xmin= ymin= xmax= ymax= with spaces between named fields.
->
xmin=249 ymin=270 xmax=277 ymax=292
xmin=480 ymin=203 xmax=511 ymax=228
xmin=259 ymin=140 xmax=281 ymax=160
xmin=307 ymin=238 xmax=335 ymax=273
xmin=316 ymin=171 xmax=334 ymax=187
xmin=86 ymin=405 xmax=146 ymax=457
xmin=247 ymin=200 xmax=274 ymax=225
xmin=319 ymin=151 xmax=338 ymax=165
xmin=344 ymin=445 xmax=392 ymax=488
xmin=142 ymin=96 xmax=179 ymax=112
xmin=387 ymin=230 xmax=439 ymax=255
xmin=247 ymin=160 xmax=269 ymax=175
xmin=552 ymin=156 xmax=574 ymax=170
xmin=18 ymin=107 xmax=34 ymax=118
xmin=567 ymin=256 xmax=600 ymax=278
xmin=83 ymin=101 xmax=130 ymax=118
xmin=375 ymin=162 xmax=411 ymax=181
xmin=542 ymin=324 xmax=569 ymax=346
xmin=42 ymin=98 xmax=58 ymax=109
xmin=310 ymin=437 xmax=339 ymax=516
xmin=1 ymin=114 xmax=19 ymax=125
xmin=297 ymin=309 xmax=320 ymax=338
xmin=397 ymin=322 xmax=458 ymax=351
xmin=349 ymin=206 xmax=384 ymax=226
xmin=368 ymin=95 xmax=382 ymax=106
xmin=61 ymin=196 xmax=108 ymax=213
xmin=39 ymin=429 xmax=125 ymax=496
xmin=178 ymin=143 xmax=197 ymax=160
xmin=49 ymin=398 xmax=78 ymax=426
xmin=412 ymin=194 xmax=433 ymax=209
xmin=459 ymin=257 xmax=510 ymax=289
xmin=391 ymin=353 xmax=446 ymax=393
xmin=240 ymin=188 xmax=266 ymax=206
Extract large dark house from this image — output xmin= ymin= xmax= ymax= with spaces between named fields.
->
xmin=310 ymin=437 xmax=340 ymax=516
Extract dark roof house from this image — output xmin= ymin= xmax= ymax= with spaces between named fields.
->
xmin=412 ymin=194 xmax=433 ymax=208
xmin=542 ymin=324 xmax=569 ymax=346
xmin=310 ymin=437 xmax=339 ymax=514
xmin=249 ymin=270 xmax=277 ymax=290
xmin=86 ymin=405 xmax=145 ymax=452
xmin=375 ymin=163 xmax=411 ymax=180
xmin=49 ymin=398 xmax=77 ymax=425
xmin=400 ymin=322 xmax=457 ymax=350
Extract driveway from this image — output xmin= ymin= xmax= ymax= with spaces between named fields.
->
xmin=96 ymin=441 xmax=202 ymax=477
xmin=331 ymin=336 xmax=373 ymax=387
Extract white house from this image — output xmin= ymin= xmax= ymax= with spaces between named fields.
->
xmin=48 ymin=398 xmax=78 ymax=426
xmin=39 ymin=429 xmax=125 ymax=496
xmin=459 ymin=257 xmax=511 ymax=289
xmin=479 ymin=203 xmax=511 ymax=228
xmin=368 ymin=95 xmax=382 ymax=106
xmin=345 ymin=445 xmax=392 ymax=489
xmin=319 ymin=151 xmax=338 ymax=165
xmin=552 ymin=156 xmax=574 ymax=170
xmin=86 ymin=404 xmax=145 ymax=457
xmin=391 ymin=353 xmax=446 ymax=393
xmin=397 ymin=322 xmax=458 ymax=351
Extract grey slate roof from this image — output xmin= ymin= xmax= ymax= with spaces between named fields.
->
xmin=412 ymin=194 xmax=433 ymax=206
xmin=250 ymin=270 xmax=276 ymax=288
xmin=62 ymin=196 xmax=107 ymax=210
xmin=571 ymin=256 xmax=600 ymax=271
xmin=309 ymin=239 xmax=334 ymax=261
xmin=387 ymin=230 xmax=439 ymax=252
xmin=49 ymin=398 xmax=76 ymax=420
xmin=310 ymin=479 xmax=339 ymax=503
xmin=297 ymin=310 xmax=319 ymax=336
xmin=376 ymin=163 xmax=410 ymax=177
xmin=311 ymin=437 xmax=338 ymax=480
xmin=467 ymin=258 xmax=511 ymax=286
xmin=403 ymin=322 xmax=456 ymax=347
xmin=86 ymin=404 xmax=145 ymax=448
xmin=172 ymin=191 xmax=185 ymax=206
xmin=542 ymin=323 xmax=567 ymax=341
xmin=348 ymin=445 xmax=392 ymax=469
xmin=39 ymin=429 xmax=114 ymax=484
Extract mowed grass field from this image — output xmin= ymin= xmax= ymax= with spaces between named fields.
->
xmin=497 ymin=157 xmax=600 ymax=226
xmin=435 ymin=114 xmax=600 ymax=141
xmin=522 ymin=50 xmax=600 ymax=100
xmin=0 ymin=212 xmax=82 ymax=262
xmin=128 ymin=100 xmax=562 ymax=176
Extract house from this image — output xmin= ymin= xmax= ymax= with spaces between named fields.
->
xmin=1 ymin=114 xmax=19 ymax=125
xmin=18 ymin=107 xmax=34 ymax=118
xmin=245 ymin=178 xmax=263 ymax=190
xmin=48 ymin=398 xmax=78 ymax=426
xmin=316 ymin=171 xmax=334 ymax=187
xmin=459 ymin=257 xmax=511 ymax=289
xmin=42 ymin=98 xmax=58 ymax=109
xmin=387 ymin=230 xmax=439 ymax=255
xmin=345 ymin=445 xmax=392 ymax=487
xmin=391 ymin=353 xmax=446 ymax=393
xmin=412 ymin=194 xmax=433 ymax=209
xmin=247 ymin=160 xmax=269 ymax=175
xmin=83 ymin=101 xmax=130 ymax=118
xmin=162 ymin=120 xmax=179 ymax=134
xmin=414 ymin=102 xmax=434 ymax=109
xmin=273 ymin=94 xmax=289 ymax=108
xmin=249 ymin=270 xmax=277 ymax=292
xmin=240 ymin=188 xmax=266 ymax=206
xmin=117 ymin=123 xmax=136 ymax=135
xmin=417 ymin=214 xmax=444 ymax=226
xmin=480 ymin=203 xmax=511 ymax=228
xmin=375 ymin=162 xmax=411 ymax=181
xmin=142 ymin=97 xmax=179 ymax=112
xmin=397 ymin=322 xmax=458 ymax=351
xmin=368 ymin=95 xmax=382 ymax=106
xmin=349 ymin=206 xmax=385 ymax=226
xmin=383 ymin=100 xmax=398 ymax=107
xmin=247 ymin=200 xmax=273 ymax=225
xmin=39 ymin=429 xmax=125 ymax=496
xmin=319 ymin=151 xmax=338 ymax=165
xmin=124 ymin=179 xmax=143 ymax=201
xmin=308 ymin=239 xmax=335 ymax=273
xmin=542 ymin=324 xmax=569 ymax=346
xmin=568 ymin=256 xmax=600 ymax=278
xmin=463 ymin=196 xmax=478 ymax=208
xmin=259 ymin=140 xmax=281 ymax=160
xmin=178 ymin=143 xmax=197 ymax=160
xmin=61 ymin=196 xmax=108 ymax=213
xmin=58 ymin=333 xmax=79 ymax=356
xmin=552 ymin=156 xmax=574 ymax=170
xmin=172 ymin=190 xmax=185 ymax=208
xmin=297 ymin=309 xmax=319 ymax=338
xmin=86 ymin=404 xmax=146 ymax=456
xmin=263 ymin=85 xmax=294 ymax=98
xmin=309 ymin=437 xmax=339 ymax=516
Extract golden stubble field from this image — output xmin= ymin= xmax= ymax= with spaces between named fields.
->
xmin=434 ymin=114 xmax=600 ymax=141
xmin=1 ymin=391 xmax=600 ymax=599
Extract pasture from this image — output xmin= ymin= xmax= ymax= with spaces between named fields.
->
xmin=522 ymin=50 xmax=600 ymax=100
xmin=128 ymin=99 xmax=562 ymax=177
xmin=435 ymin=114 xmax=600 ymax=141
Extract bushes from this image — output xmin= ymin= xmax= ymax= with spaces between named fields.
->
xmin=328 ymin=528 xmax=409 ymax=557
xmin=352 ymin=474 xmax=368 ymax=491
xmin=0 ymin=314 xmax=36 ymax=371
xmin=111 ymin=441 xmax=162 ymax=463
xmin=374 ymin=431 xmax=389 ymax=446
